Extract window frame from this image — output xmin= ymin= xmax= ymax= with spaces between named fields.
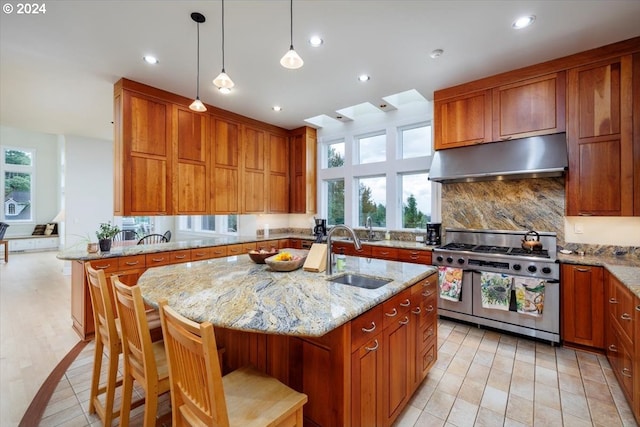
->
xmin=1 ymin=145 xmax=36 ymax=223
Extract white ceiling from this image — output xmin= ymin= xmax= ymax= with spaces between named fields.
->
xmin=1 ymin=1 xmax=639 ymax=141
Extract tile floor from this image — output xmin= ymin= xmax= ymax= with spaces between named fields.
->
xmin=2 ymin=252 xmax=638 ymax=426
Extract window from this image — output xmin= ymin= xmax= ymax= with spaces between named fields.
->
xmin=2 ymin=147 xmax=34 ymax=222
xmin=357 ymin=176 xmax=386 ymax=227
xmin=327 ymin=179 xmax=345 ymax=225
xmin=400 ymin=172 xmax=431 ymax=228
xmin=122 ymin=216 xmax=153 ymax=236
xmin=357 ymin=133 xmax=386 ymax=164
xmin=178 ymin=215 xmax=238 ymax=234
xmin=326 ymin=140 xmax=345 ymax=168
xmin=400 ymin=124 xmax=431 ymax=159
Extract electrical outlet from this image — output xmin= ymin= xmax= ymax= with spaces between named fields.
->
xmin=415 ymin=235 xmax=424 ymax=242
xmin=574 ymin=223 xmax=584 ymax=234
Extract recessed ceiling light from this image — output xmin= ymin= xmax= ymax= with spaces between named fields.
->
xmin=272 ymin=105 xmax=282 ymax=112
xmin=512 ymin=15 xmax=536 ymax=29
xmin=429 ymin=49 xmax=444 ymax=59
xmin=143 ymin=55 xmax=159 ymax=64
xmin=309 ymin=35 xmax=323 ymax=47
xmin=358 ymin=74 xmax=370 ymax=82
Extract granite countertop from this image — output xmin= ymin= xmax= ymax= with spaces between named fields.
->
xmin=559 ymin=253 xmax=640 ymax=299
xmin=137 ymin=255 xmax=436 ymax=337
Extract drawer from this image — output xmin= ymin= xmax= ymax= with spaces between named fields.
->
xmin=257 ymin=241 xmax=279 ymax=252
xmin=278 ymin=239 xmax=291 ymax=249
xmin=397 ymin=248 xmax=432 ymax=264
xmin=419 ymin=341 xmax=437 ymax=376
xmin=242 ymin=243 xmax=257 ymax=253
xmin=351 ymin=305 xmax=383 ymax=352
xmin=382 ymin=288 xmax=412 ymax=329
xmin=332 ymin=241 xmax=371 ymax=257
xmin=421 ymin=294 xmax=437 ymax=326
xmin=371 ymin=246 xmax=398 ymax=261
xmin=87 ymin=259 xmax=119 ymax=273
xmin=169 ymin=249 xmax=191 ymax=263
xmin=210 ymin=246 xmax=228 ymax=258
xmin=227 ymin=244 xmax=244 ymax=255
xmin=191 ymin=247 xmax=213 ymax=260
xmin=145 ymin=252 xmax=173 ymax=267
xmin=118 ymin=255 xmax=145 ymax=270
xmin=420 ymin=318 xmax=437 ymax=349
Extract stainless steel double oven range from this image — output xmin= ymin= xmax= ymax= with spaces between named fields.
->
xmin=433 ymin=228 xmax=561 ymax=344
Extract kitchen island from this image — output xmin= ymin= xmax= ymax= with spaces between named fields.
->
xmin=137 ymin=254 xmax=438 ymax=427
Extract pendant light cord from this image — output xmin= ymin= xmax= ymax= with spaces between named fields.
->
xmin=289 ymin=0 xmax=293 ymax=49
xmin=221 ymin=0 xmax=226 ymax=72
xmin=196 ymin=21 xmax=200 ymax=97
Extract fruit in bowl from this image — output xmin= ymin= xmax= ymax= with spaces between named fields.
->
xmin=265 ymin=249 xmax=308 ymax=272
xmin=248 ymin=248 xmax=278 ymax=264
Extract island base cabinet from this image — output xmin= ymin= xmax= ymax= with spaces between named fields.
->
xmin=351 ymin=336 xmax=384 ymax=427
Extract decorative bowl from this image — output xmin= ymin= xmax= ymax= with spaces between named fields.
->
xmin=265 ymin=248 xmax=309 ymax=272
xmin=248 ymin=248 xmax=279 ymax=264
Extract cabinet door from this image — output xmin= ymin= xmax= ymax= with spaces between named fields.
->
xmin=211 ymin=118 xmax=240 ymax=213
xmin=289 ymin=127 xmax=317 ymax=214
xmin=268 ymin=133 xmax=289 ymax=213
xmin=562 ymin=264 xmax=605 ymax=349
xmin=434 ymin=90 xmax=492 ymax=149
xmin=397 ymin=248 xmax=432 ymax=265
xmin=120 ymin=90 xmax=171 ymax=215
xmin=566 ymin=56 xmax=634 ymax=216
xmin=351 ymin=335 xmax=384 ymax=427
xmin=371 ymin=246 xmax=399 ymax=261
xmin=242 ymin=126 xmax=267 ymax=213
xmin=492 ymin=72 xmax=565 ymax=141
xmin=173 ymin=106 xmax=208 ymax=214
xmin=383 ymin=313 xmax=411 ymax=425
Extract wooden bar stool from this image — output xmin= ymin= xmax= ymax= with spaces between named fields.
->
xmin=158 ymin=299 xmax=308 ymax=427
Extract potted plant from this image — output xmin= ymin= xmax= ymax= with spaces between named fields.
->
xmin=96 ymin=221 xmax=120 ymax=252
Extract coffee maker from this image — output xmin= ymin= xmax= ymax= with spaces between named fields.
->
xmin=426 ymin=223 xmax=442 ymax=246
xmin=314 ymin=219 xmax=327 ymax=242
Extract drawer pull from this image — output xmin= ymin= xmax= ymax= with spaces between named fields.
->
xmin=412 ymin=307 xmax=421 ymax=315
xmin=124 ymin=261 xmax=140 ymax=266
xmin=365 ymin=339 xmax=379 ymax=352
xmin=620 ymin=313 xmax=632 ymax=321
xmin=361 ymin=322 xmax=376 ymax=333
xmin=400 ymin=299 xmax=411 ymax=307
xmin=410 ymin=255 xmax=419 ymax=260
xmin=576 ymin=268 xmax=590 ymax=272
xmin=94 ymin=264 xmax=111 ymax=269
xmin=608 ymin=344 xmax=618 ymax=352
xmin=422 ymin=290 xmax=434 ymax=297
xmin=385 ymin=308 xmax=398 ymax=317
xmin=425 ymin=305 xmax=434 ymax=313
xmin=399 ymin=316 xmax=409 ymax=325
xmin=636 ymin=305 xmax=640 ymax=312
xmin=427 ymin=327 xmax=434 ymax=336
xmin=609 ymin=298 xmax=619 ymax=304
xmin=174 ymin=255 xmax=187 ymax=259
xmin=151 ymin=257 xmax=165 ymax=262
xmin=621 ymin=368 xmax=632 ymax=378
xmin=194 ymin=252 xmax=206 ymax=256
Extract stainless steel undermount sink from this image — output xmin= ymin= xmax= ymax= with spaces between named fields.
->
xmin=328 ymin=273 xmax=392 ymax=289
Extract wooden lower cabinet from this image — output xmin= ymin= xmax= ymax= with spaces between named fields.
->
xmin=561 ymin=264 xmax=605 ymax=349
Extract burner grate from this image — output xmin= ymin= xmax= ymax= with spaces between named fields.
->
xmin=473 ymin=245 xmax=510 ymax=254
xmin=440 ymin=243 xmax=476 ymax=251
xmin=508 ymin=247 xmax=550 ymax=258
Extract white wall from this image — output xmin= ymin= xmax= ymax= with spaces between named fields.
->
xmin=63 ymin=134 xmax=113 ymax=250
xmin=0 ymin=125 xmax=60 ymax=236
xmin=565 ymin=217 xmax=640 ymax=246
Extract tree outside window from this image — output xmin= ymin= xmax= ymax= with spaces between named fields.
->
xmin=2 ymin=147 xmax=34 ymax=222
xmin=327 ymin=179 xmax=344 ymax=225
xmin=401 ymin=173 xmax=430 ymax=229
xmin=358 ymin=176 xmax=386 ymax=227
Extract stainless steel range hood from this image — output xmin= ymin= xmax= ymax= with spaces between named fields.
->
xmin=428 ymin=133 xmax=568 ymax=183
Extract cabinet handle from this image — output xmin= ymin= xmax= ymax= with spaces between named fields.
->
xmin=620 ymin=313 xmax=632 ymax=321
xmin=609 ymin=298 xmax=619 ymax=304
xmin=365 ymin=339 xmax=379 ymax=352
xmin=399 ymin=316 xmax=409 ymax=325
xmin=422 ymin=290 xmax=434 ymax=297
xmin=427 ymin=327 xmax=434 ymax=337
xmin=412 ymin=307 xmax=421 ymax=315
xmin=361 ymin=322 xmax=376 ymax=333
xmin=578 ymin=212 xmax=593 ymax=216
xmin=608 ymin=344 xmax=618 ymax=352
xmin=124 ymin=261 xmax=139 ymax=266
xmin=400 ymin=299 xmax=411 ymax=307
xmin=425 ymin=305 xmax=434 ymax=313
xmin=151 ymin=257 xmax=165 ymax=262
xmin=410 ymin=255 xmax=419 ymax=260
xmin=94 ymin=263 xmax=111 ymax=269
xmin=621 ymin=368 xmax=632 ymax=378
xmin=174 ymin=255 xmax=187 ymax=259
xmin=385 ymin=308 xmax=398 ymax=317
xmin=194 ymin=252 xmax=205 ymax=257
xmin=576 ymin=268 xmax=590 ymax=272
xmin=636 ymin=305 xmax=640 ymax=312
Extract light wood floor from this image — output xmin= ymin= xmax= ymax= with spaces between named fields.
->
xmin=2 ymin=251 xmax=638 ymax=426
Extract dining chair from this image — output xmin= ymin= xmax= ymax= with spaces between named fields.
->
xmin=85 ymin=264 xmax=162 ymax=426
xmin=113 ymin=229 xmax=138 ymax=242
xmin=163 ymin=230 xmax=172 ymax=242
xmin=137 ymin=234 xmax=169 ymax=245
xmin=112 ymin=278 xmax=171 ymax=427
xmin=158 ymin=299 xmax=308 ymax=427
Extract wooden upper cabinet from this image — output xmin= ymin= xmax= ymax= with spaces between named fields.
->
xmin=492 ymin=72 xmax=565 ymax=141
xmin=566 ymin=55 xmax=634 ymax=216
xmin=268 ymin=133 xmax=289 ymax=213
xmin=289 ymin=126 xmax=317 ymax=214
xmin=211 ymin=118 xmax=240 ymax=213
xmin=173 ymin=106 xmax=208 ymax=214
xmin=242 ymin=125 xmax=267 ymax=213
xmin=433 ymin=90 xmax=492 ymax=149
xmin=114 ymin=85 xmax=172 ymax=215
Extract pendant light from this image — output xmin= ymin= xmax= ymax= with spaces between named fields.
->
xmin=213 ymin=0 xmax=234 ymax=92
xmin=189 ymin=12 xmax=207 ymax=112
xmin=280 ymin=0 xmax=303 ymax=69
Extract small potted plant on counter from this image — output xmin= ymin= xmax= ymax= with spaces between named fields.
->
xmin=96 ymin=221 xmax=120 ymax=252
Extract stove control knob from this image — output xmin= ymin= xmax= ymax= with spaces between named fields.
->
xmin=436 ymin=255 xmax=444 ymax=262
xmin=457 ymin=258 xmax=465 ymax=265
xmin=542 ymin=267 xmax=552 ymax=274
xmin=527 ymin=265 xmax=537 ymax=273
xmin=446 ymin=257 xmax=453 ymax=264
xmin=512 ymin=264 xmax=521 ymax=271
